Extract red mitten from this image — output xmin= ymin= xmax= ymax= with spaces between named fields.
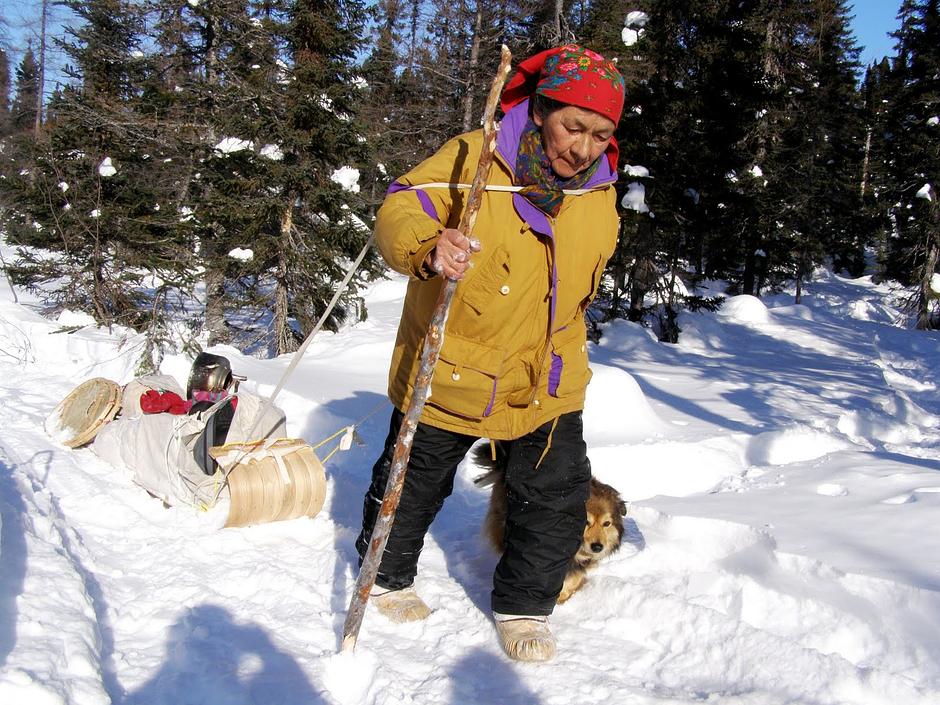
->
xmin=163 ymin=391 xmax=192 ymax=415
xmin=140 ymin=389 xmax=170 ymax=414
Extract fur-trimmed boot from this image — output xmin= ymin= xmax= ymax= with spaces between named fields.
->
xmin=493 ymin=613 xmax=556 ymax=662
xmin=371 ymin=586 xmax=432 ymax=623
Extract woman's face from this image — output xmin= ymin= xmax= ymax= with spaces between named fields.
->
xmin=534 ymin=104 xmax=616 ymax=179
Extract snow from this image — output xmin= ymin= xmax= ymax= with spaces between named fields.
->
xmin=931 ymin=273 xmax=940 ymax=295
xmin=228 ymin=247 xmax=254 ymax=262
xmin=98 ymin=158 xmax=117 ymax=178
xmin=259 ymin=144 xmax=284 ymax=161
xmin=331 ymin=166 xmax=360 ymax=193
xmin=927 ymin=116 xmax=939 ymax=127
xmin=623 ymin=164 xmax=650 ymax=177
xmin=622 ymin=11 xmax=649 ymax=46
xmin=915 ymin=183 xmax=932 ymax=201
xmin=626 ymin=11 xmax=649 ymax=27
xmin=214 ymin=138 xmax=253 ymax=155
xmin=2 ymin=251 xmax=940 ymax=703
xmin=622 ymin=28 xmax=642 ymax=47
xmin=621 ymin=181 xmax=650 ymax=214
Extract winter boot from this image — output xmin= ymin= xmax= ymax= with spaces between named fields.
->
xmin=371 ymin=586 xmax=432 ymax=623
xmin=493 ymin=613 xmax=556 ymax=662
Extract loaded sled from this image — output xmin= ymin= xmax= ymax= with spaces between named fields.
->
xmin=45 ymin=355 xmax=326 ymax=528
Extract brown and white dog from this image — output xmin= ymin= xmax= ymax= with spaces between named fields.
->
xmin=474 ymin=444 xmax=627 ymax=603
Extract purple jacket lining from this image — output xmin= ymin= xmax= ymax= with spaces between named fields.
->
xmin=386 ymin=181 xmax=440 ymax=223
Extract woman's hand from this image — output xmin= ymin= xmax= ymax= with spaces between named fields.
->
xmin=426 ymin=228 xmax=482 ymax=280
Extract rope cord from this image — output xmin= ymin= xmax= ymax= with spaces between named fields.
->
xmin=404 ymin=181 xmax=605 ymax=196
xmin=210 ymin=233 xmax=376 ymax=504
xmin=312 ymin=398 xmax=388 ymax=465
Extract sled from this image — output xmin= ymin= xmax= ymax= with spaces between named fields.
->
xmin=52 ymin=368 xmax=328 ymax=529
xmin=91 ymin=377 xmax=322 ymax=529
xmin=210 ymin=438 xmax=327 ymax=528
xmin=45 ymin=377 xmax=122 ymax=448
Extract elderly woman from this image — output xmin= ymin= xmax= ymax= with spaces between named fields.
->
xmin=355 ymin=45 xmax=625 ymax=662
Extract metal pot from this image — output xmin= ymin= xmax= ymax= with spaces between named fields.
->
xmin=186 ymin=352 xmax=234 ymax=399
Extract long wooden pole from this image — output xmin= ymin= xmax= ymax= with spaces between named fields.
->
xmin=342 ymin=45 xmax=513 ymax=653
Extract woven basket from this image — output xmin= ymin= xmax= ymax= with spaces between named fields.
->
xmin=45 ymin=378 xmax=122 ymax=448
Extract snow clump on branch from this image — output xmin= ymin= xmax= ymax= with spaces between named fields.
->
xmin=623 ymin=11 xmax=649 ymax=46
xmin=331 ymin=167 xmax=360 ymax=193
xmin=98 ymin=158 xmax=116 ymax=177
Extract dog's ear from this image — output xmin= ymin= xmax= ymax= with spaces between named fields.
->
xmin=618 ymin=501 xmax=628 ymax=517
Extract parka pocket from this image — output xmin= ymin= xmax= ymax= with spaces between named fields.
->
xmin=428 ymin=333 xmax=506 ymax=419
xmin=461 ymin=246 xmax=510 ymax=315
xmin=547 ymin=322 xmax=591 ymax=398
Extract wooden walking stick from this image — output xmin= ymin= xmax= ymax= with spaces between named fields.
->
xmin=341 ymin=45 xmax=513 ymax=653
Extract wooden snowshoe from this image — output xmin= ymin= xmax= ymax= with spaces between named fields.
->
xmin=209 ymin=438 xmax=327 ymax=528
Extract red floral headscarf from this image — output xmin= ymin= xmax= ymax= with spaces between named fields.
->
xmin=501 ymin=44 xmax=626 ymax=125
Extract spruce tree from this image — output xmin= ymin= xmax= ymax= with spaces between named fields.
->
xmin=266 ymin=0 xmax=377 ymax=354
xmin=768 ymin=0 xmax=864 ymax=298
xmin=173 ymin=0 xmax=376 ymax=355
xmin=0 ymin=48 xmax=11 ymax=137
xmin=360 ymin=0 xmax=421 ymax=200
xmin=610 ymin=1 xmax=760 ymax=336
xmin=0 ymin=0 xmax=195 ymax=370
xmin=860 ymin=58 xmax=895 ymax=278
xmin=884 ymin=0 xmax=940 ymax=328
xmin=11 ymin=46 xmax=39 ymax=133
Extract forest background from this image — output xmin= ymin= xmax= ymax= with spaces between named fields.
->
xmin=0 ymin=0 xmax=937 ymax=371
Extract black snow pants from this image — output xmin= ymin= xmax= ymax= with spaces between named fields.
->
xmin=354 ymin=408 xmax=591 ymax=616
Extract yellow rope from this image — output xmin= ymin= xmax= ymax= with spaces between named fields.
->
xmin=310 ymin=426 xmax=348 ymax=452
xmin=320 ymin=445 xmax=342 ymax=464
xmin=309 ymin=399 xmax=390 ymax=466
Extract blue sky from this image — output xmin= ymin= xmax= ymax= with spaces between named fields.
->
xmin=850 ymin=0 xmax=902 ymax=67
xmin=1 ymin=1 xmax=909 ymax=90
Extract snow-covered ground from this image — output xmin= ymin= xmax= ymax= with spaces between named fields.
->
xmin=2 ymin=261 xmax=940 ymax=704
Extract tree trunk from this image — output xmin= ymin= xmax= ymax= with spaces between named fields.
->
xmin=204 ymin=266 xmax=229 ymax=346
xmin=795 ymin=249 xmax=806 ymax=304
xmin=35 ymin=0 xmax=48 ymax=134
xmin=742 ymin=231 xmax=757 ymax=296
xmin=916 ymin=240 xmax=939 ymax=330
xmin=916 ymin=191 xmax=940 ymax=330
xmin=744 ymin=15 xmax=783 ymax=298
xmin=201 ymin=12 xmax=227 ymax=347
xmin=274 ymin=203 xmax=298 ymax=355
xmin=860 ymin=127 xmax=872 ymax=197
xmin=408 ymin=0 xmax=421 ymax=73
xmin=553 ymin=0 xmax=564 ymax=44
xmin=461 ymin=1 xmax=483 ymax=133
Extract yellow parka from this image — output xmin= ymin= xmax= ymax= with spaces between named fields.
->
xmin=375 ymin=104 xmax=620 ymax=440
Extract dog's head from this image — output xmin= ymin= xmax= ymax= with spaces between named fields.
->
xmin=575 ymin=478 xmax=627 ymax=567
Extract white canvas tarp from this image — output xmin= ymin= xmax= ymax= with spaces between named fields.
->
xmin=93 ymin=374 xmax=287 ymax=509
